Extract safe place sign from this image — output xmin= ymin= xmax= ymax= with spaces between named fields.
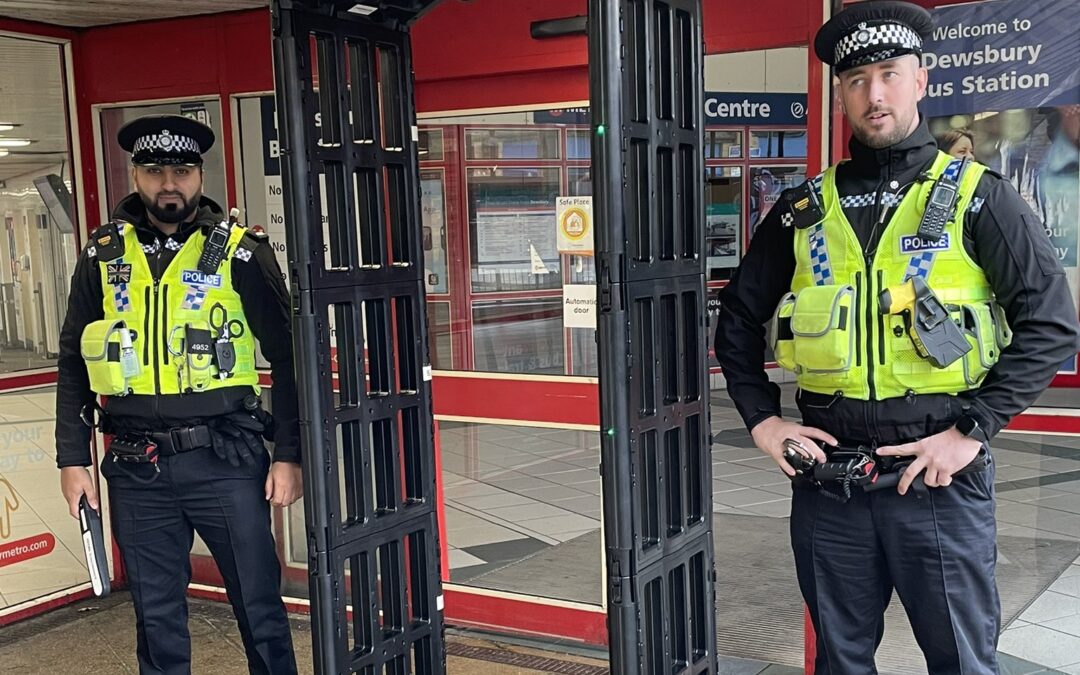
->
xmin=921 ymin=0 xmax=1079 ymax=117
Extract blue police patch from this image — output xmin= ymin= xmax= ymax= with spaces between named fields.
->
xmin=899 ymin=233 xmax=950 ymax=255
xmin=181 ymin=270 xmax=223 ymax=288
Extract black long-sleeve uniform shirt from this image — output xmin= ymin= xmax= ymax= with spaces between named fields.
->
xmin=716 ymin=120 xmax=1080 ymax=444
xmin=55 ymin=193 xmax=300 ymax=467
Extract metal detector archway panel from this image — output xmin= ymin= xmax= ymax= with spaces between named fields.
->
xmin=272 ymin=2 xmax=445 ymax=672
xmin=589 ymin=1 xmax=718 ymax=673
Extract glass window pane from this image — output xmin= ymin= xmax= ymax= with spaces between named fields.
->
xmin=567 ymin=129 xmax=591 ymax=160
xmin=704 ymin=129 xmax=742 ymax=159
xmin=421 ymin=169 xmax=449 ymax=294
xmin=426 ymin=301 xmax=452 ymax=369
xmin=472 ymin=298 xmax=564 ymax=374
xmin=571 ymin=326 xmax=597 ymax=376
xmin=749 ymin=129 xmax=807 ymax=158
xmin=565 ymin=254 xmax=596 ymax=285
xmin=568 ymin=167 xmax=592 ymax=197
xmin=441 ymin=421 xmax=601 ymax=603
xmin=465 ymin=128 xmax=560 ymax=160
xmin=468 ymin=167 xmax=561 ymax=292
xmin=0 ymin=40 xmax=79 ymax=377
xmin=706 ymin=166 xmax=743 ymax=282
xmin=749 ymin=166 xmax=806 ymax=237
xmin=418 ymin=127 xmax=445 ymax=161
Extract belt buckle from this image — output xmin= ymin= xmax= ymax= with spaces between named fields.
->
xmin=169 ymin=427 xmax=182 ymax=453
xmin=169 ymin=427 xmax=194 ymax=453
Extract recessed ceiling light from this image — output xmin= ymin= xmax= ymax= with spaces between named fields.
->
xmin=0 ymin=124 xmax=17 ymax=132
xmin=0 ymin=150 xmax=8 ymax=157
xmin=348 ymin=4 xmax=377 ymax=15
xmin=0 ymin=139 xmax=31 ymax=147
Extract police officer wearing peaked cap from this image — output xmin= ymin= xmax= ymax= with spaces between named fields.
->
xmin=715 ymin=1 xmax=1080 ymax=672
xmin=56 ymin=114 xmax=300 ymax=674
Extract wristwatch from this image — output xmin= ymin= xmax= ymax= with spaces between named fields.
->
xmin=955 ymin=414 xmax=989 ymax=444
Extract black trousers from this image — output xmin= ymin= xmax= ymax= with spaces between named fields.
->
xmin=102 ymin=447 xmax=297 ymax=675
xmin=790 ymin=461 xmax=1000 ymax=674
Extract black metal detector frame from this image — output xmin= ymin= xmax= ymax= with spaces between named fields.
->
xmin=589 ymin=1 xmax=718 ymax=672
xmin=272 ymin=2 xmax=444 ymax=673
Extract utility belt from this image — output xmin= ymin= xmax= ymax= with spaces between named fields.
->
xmin=107 ymin=425 xmax=214 ymax=465
xmin=783 ymin=442 xmax=991 ymax=502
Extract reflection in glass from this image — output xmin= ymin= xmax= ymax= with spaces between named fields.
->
xmin=420 ymin=169 xmax=449 ymax=294
xmin=468 ymin=168 xmax=562 ymax=292
xmin=0 ymin=38 xmax=80 ymax=375
xmin=571 ymin=327 xmax=598 ymax=376
xmin=704 ymin=129 xmax=742 ymax=159
xmin=418 ymin=127 xmax=445 ymax=161
xmin=566 ymin=129 xmax=592 ymax=160
xmin=568 ymin=166 xmax=592 ymax=197
xmin=426 ymin=302 xmax=452 ymax=370
xmin=472 ymin=298 xmax=564 ymax=374
xmin=749 ymin=129 xmax=807 ymax=158
xmin=465 ymin=128 xmax=560 ymax=160
xmin=705 ymin=166 xmax=743 ymax=282
xmin=749 ymin=165 xmax=806 ymax=236
xmin=439 ymin=421 xmax=602 ymax=605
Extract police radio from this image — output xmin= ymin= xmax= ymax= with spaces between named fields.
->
xmin=198 ymin=221 xmax=232 ymax=275
xmin=917 ymin=158 xmax=968 ymax=242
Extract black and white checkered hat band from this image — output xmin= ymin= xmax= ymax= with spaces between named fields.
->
xmin=834 ymin=22 xmax=922 ymax=64
xmin=131 ymin=130 xmax=201 ymax=156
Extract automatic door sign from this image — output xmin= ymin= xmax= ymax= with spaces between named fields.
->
xmin=563 ymin=284 xmax=597 ymax=329
xmin=557 ymin=196 xmax=593 ymax=254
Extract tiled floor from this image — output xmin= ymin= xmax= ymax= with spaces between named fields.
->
xmin=4 ymin=382 xmax=1080 ymax=670
xmin=436 ymin=386 xmax=1080 ymax=671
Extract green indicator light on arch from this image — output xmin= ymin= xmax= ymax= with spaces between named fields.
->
xmin=606 ymin=427 xmax=616 ymax=437
xmin=596 ymin=124 xmax=606 ymax=136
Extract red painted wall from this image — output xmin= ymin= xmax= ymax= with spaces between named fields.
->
xmin=412 ymin=0 xmax=812 ymax=111
xmin=64 ymin=2 xmax=818 ymax=229
xmin=71 ymin=10 xmax=274 ymax=230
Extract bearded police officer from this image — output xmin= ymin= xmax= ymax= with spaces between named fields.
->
xmin=715 ymin=2 xmax=1080 ymax=673
xmin=56 ymin=114 xmax=300 ymax=674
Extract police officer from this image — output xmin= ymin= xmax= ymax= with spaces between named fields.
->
xmin=56 ymin=114 xmax=301 ymax=674
xmin=715 ymin=2 xmax=1080 ymax=673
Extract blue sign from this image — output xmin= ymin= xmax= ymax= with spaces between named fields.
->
xmin=704 ymin=93 xmax=807 ymax=125
xmin=921 ymin=0 xmax=1080 ymax=117
xmin=536 ymin=93 xmax=808 ymax=127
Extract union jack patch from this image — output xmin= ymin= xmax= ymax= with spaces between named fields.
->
xmin=106 ymin=263 xmax=132 ymax=285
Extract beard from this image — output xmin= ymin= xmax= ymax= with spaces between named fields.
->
xmin=851 ymin=105 xmax=918 ymax=150
xmin=140 ymin=189 xmax=200 ymax=225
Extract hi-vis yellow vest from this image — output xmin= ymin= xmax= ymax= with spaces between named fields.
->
xmin=80 ymin=221 xmax=260 ymax=397
xmin=771 ymin=152 xmax=1012 ymax=400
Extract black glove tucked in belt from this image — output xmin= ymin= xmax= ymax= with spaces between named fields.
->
xmin=209 ymin=409 xmax=266 ymax=468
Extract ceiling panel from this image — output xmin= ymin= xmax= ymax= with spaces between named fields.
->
xmin=0 ymin=36 xmax=69 ymax=183
xmin=0 ymin=1 xmax=268 ymax=28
